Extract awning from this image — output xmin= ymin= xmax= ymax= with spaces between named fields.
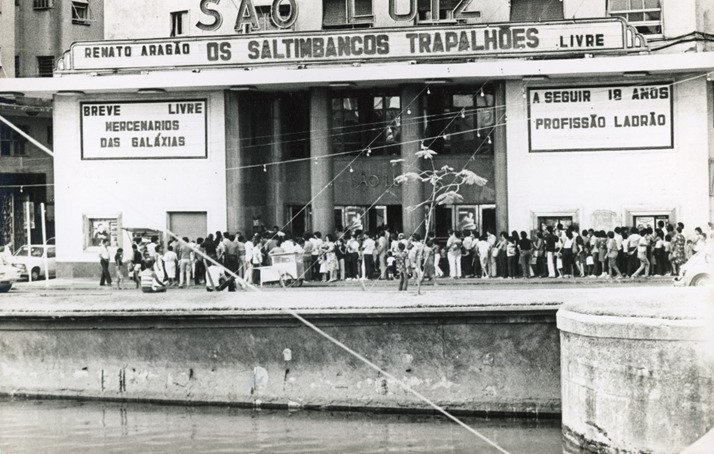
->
xmin=0 ymin=52 xmax=712 ymax=98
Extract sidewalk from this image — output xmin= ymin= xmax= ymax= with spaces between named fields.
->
xmin=12 ymin=274 xmax=675 ymax=293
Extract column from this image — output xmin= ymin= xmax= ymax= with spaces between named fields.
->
xmin=225 ymin=91 xmax=249 ymax=234
xmin=400 ymin=85 xmax=425 ymax=235
xmin=267 ymin=96 xmax=286 ymax=228
xmin=493 ymin=82 xmax=509 ymax=234
xmin=309 ymin=88 xmax=335 ymax=234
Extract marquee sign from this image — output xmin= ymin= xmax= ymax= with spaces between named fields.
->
xmin=527 ymin=84 xmax=673 ymax=152
xmin=66 ymin=18 xmax=647 ymax=71
xmin=80 ymin=100 xmax=208 ymax=160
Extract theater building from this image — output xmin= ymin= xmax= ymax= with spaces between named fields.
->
xmin=1 ymin=0 xmax=713 ymax=276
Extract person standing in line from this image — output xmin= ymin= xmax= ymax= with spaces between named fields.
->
xmin=544 ymin=226 xmax=557 ymax=278
xmin=589 ymin=230 xmax=600 ymax=277
xmin=224 ymin=234 xmax=239 ymax=276
xmin=626 ymin=228 xmax=641 ymax=276
xmin=335 ymin=237 xmax=346 ymax=281
xmin=653 ymin=230 xmax=666 ymax=276
xmin=631 ymin=229 xmax=651 ymax=279
xmin=193 ymin=238 xmax=205 ymax=286
xmin=362 ymin=233 xmax=376 ymax=279
xmin=606 ymin=231 xmax=624 ymax=279
xmin=130 ymin=243 xmax=142 ymax=288
xmin=531 ymin=232 xmax=544 ymax=278
xmin=163 ymin=245 xmax=178 ymax=287
xmin=518 ymin=231 xmax=533 ymax=279
xmin=236 ymin=235 xmax=247 ymax=279
xmin=395 ymin=242 xmax=410 ymax=291
xmin=114 ymin=248 xmax=125 ymax=290
xmin=310 ymin=232 xmax=323 ymax=281
xmin=598 ymin=231 xmax=608 ymax=278
xmin=446 ymin=230 xmax=462 ymax=279
xmin=178 ymin=237 xmax=193 ymax=288
xmin=377 ymin=230 xmax=389 ymax=280
xmin=486 ymin=231 xmax=498 ymax=277
xmin=505 ymin=233 xmax=518 ymax=279
xmin=99 ymin=239 xmax=112 ymax=287
xmin=419 ymin=238 xmax=437 ymax=286
xmin=561 ymin=231 xmax=575 ymax=278
xmin=477 ymin=234 xmax=491 ymax=278
xmin=301 ymin=233 xmax=313 ymax=282
xmin=461 ymin=230 xmax=475 ymax=278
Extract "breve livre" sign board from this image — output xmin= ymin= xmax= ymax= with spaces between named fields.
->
xmin=68 ymin=19 xmax=642 ymax=71
xmin=528 ymin=84 xmax=673 ymax=152
xmin=80 ymin=100 xmax=208 ymax=160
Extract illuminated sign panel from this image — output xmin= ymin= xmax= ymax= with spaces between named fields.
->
xmin=80 ymin=100 xmax=208 ymax=160
xmin=68 ymin=19 xmax=644 ymax=71
xmin=528 ymin=84 xmax=673 ymax=152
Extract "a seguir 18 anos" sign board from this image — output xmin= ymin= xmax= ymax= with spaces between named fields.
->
xmin=80 ymin=100 xmax=208 ymax=160
xmin=528 ymin=84 xmax=673 ymax=152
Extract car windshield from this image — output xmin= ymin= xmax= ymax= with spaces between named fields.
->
xmin=15 ymin=246 xmax=45 ymax=257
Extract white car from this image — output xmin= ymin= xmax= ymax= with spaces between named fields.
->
xmin=675 ymin=244 xmax=714 ymax=287
xmin=0 ymin=264 xmax=19 ymax=292
xmin=11 ymin=245 xmax=57 ymax=281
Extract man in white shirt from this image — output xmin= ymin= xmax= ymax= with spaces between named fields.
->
xmin=361 ymin=234 xmax=376 ymax=279
xmin=477 ymin=235 xmax=491 ymax=278
xmin=310 ymin=232 xmax=323 ymax=281
xmin=99 ymin=239 xmax=112 ymax=286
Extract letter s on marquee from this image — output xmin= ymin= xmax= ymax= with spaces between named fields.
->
xmin=197 ymin=0 xmax=223 ymax=32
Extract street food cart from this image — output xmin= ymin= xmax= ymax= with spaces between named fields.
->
xmin=258 ymin=252 xmax=304 ymax=287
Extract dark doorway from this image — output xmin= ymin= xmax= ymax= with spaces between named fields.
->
xmin=386 ymin=205 xmax=402 ymax=233
xmin=434 ymin=206 xmax=453 ymax=238
xmin=481 ymin=207 xmax=496 ymax=235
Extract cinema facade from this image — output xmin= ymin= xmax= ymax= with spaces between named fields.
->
xmin=2 ymin=0 xmax=713 ymax=275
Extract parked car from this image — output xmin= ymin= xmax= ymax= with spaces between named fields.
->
xmin=674 ymin=244 xmax=714 ymax=287
xmin=11 ymin=245 xmax=57 ymax=281
xmin=0 ymin=264 xmax=19 ymax=292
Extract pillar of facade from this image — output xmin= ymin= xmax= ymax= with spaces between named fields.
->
xmin=493 ymin=82 xmax=509 ymax=234
xmin=309 ymin=88 xmax=335 ymax=235
xmin=225 ymin=91 xmax=249 ymax=234
xmin=267 ymin=95 xmax=286 ymax=228
xmin=400 ymin=85 xmax=425 ymax=235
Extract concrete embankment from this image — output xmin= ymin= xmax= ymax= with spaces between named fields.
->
xmin=0 ymin=288 xmax=562 ymax=416
xmin=558 ymin=289 xmax=714 ymax=453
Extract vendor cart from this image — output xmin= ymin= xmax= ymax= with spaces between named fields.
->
xmin=267 ymin=252 xmax=304 ymax=287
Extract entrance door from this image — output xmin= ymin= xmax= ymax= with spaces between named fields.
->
xmin=386 ymin=205 xmax=402 ymax=233
xmin=481 ymin=207 xmax=496 ymax=235
xmin=168 ymin=212 xmax=207 ymax=242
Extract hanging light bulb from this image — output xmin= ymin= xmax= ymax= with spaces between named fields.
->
xmin=19 ymin=185 xmax=23 ymax=193
xmin=349 ymin=166 xmax=354 ymax=173
xmin=427 ymin=87 xmax=431 ymax=95
xmin=442 ymin=133 xmax=448 ymax=140
xmin=480 ymin=88 xmax=485 ymax=97
xmin=407 ymin=108 xmax=412 ymax=115
xmin=263 ymin=164 xmax=267 ymax=172
xmin=487 ymin=136 xmax=492 ymax=144
xmin=477 ymin=130 xmax=481 ymax=138
xmin=366 ymin=147 xmax=371 ymax=156
xmin=460 ymin=109 xmax=465 ymax=119
xmin=314 ymin=158 xmax=319 ymax=165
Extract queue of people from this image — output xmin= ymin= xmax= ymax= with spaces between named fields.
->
xmin=105 ymin=221 xmax=714 ymax=290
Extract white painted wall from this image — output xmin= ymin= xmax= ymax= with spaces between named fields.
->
xmin=505 ymin=77 xmax=711 ymax=233
xmin=53 ymin=91 xmax=227 ymax=263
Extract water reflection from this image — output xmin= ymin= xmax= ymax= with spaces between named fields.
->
xmin=0 ymin=398 xmax=563 ymax=453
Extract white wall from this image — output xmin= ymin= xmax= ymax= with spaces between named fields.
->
xmin=505 ymin=77 xmax=711 ymax=234
xmin=53 ymin=91 xmax=227 ymax=263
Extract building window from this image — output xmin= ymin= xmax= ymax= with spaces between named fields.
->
xmin=426 ymin=85 xmax=496 ymax=155
xmin=331 ymin=92 xmax=402 ymax=156
xmin=32 ymin=0 xmax=53 ymax=10
xmin=37 ymin=56 xmax=54 ymax=77
xmin=0 ymin=124 xmax=28 ymax=157
xmin=46 ymin=125 xmax=53 ymax=146
xmin=510 ymin=0 xmax=564 ymax=22
xmin=331 ymin=97 xmax=361 ymax=154
xmin=323 ymin=0 xmax=373 ymax=29
xmin=170 ymin=10 xmax=188 ymax=37
xmin=71 ymin=1 xmax=89 ymax=24
xmin=609 ymin=0 xmax=662 ymax=35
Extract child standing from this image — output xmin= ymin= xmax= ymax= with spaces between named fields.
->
xmin=395 ymin=242 xmax=410 ymax=291
xmin=114 ymin=248 xmax=125 ymax=290
xmin=386 ymin=251 xmax=395 ymax=280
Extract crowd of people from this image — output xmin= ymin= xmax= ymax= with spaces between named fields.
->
xmin=107 ymin=220 xmax=714 ymax=291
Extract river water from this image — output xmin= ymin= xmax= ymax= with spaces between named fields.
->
xmin=0 ymin=398 xmax=565 ymax=453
